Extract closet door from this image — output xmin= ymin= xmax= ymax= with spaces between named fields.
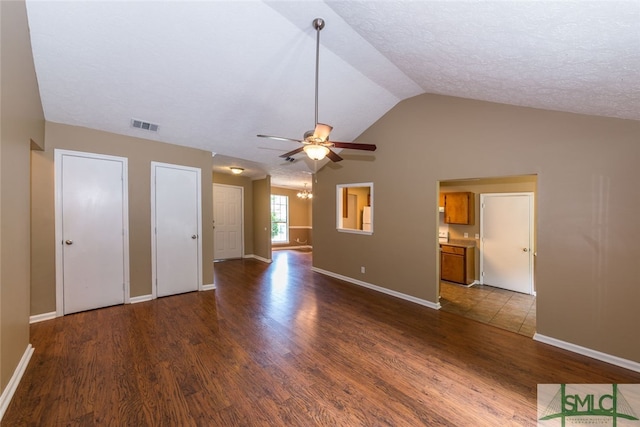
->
xmin=55 ymin=150 xmax=129 ymax=315
xmin=152 ymin=162 xmax=202 ymax=297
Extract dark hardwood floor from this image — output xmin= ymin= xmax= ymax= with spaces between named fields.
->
xmin=4 ymin=250 xmax=639 ymax=426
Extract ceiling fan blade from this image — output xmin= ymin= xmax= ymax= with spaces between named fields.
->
xmin=326 ymin=149 xmax=343 ymax=162
xmin=257 ymin=134 xmax=303 ymax=143
xmin=279 ymin=147 xmax=305 ymax=158
xmin=313 ymin=123 xmax=333 ymax=141
xmin=332 ymin=141 xmax=377 ymax=151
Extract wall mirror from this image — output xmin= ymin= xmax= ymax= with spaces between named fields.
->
xmin=336 ymin=182 xmax=373 ymax=234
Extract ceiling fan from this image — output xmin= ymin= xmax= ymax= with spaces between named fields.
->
xmin=257 ymin=18 xmax=377 ymax=163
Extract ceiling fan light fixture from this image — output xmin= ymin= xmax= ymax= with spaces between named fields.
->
xmin=257 ymin=17 xmax=375 ymax=164
xmin=304 ymin=144 xmax=330 ymax=161
xmin=313 ymin=123 xmax=333 ymax=141
xmin=230 ymin=167 xmax=244 ymax=175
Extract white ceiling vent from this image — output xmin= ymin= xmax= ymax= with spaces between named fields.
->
xmin=131 ymin=118 xmax=159 ymax=132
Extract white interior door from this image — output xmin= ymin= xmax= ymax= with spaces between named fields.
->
xmin=213 ymin=184 xmax=243 ymax=259
xmin=480 ymin=193 xmax=534 ymax=294
xmin=55 ymin=150 xmax=129 ymax=315
xmin=152 ymin=163 xmax=202 ymax=297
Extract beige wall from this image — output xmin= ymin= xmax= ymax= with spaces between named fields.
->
xmin=313 ymin=93 xmax=640 ymax=363
xmin=0 ymin=0 xmax=45 ymax=391
xmin=252 ymin=177 xmax=272 ymax=261
xmin=271 ymin=186 xmax=313 ymax=248
xmin=212 ymin=172 xmax=254 ymax=256
xmin=31 ymin=122 xmax=214 ymax=314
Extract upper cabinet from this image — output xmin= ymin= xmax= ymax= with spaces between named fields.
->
xmin=444 ymin=192 xmax=475 ymax=225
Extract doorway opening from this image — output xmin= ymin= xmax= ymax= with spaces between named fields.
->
xmin=437 ymin=175 xmax=537 ymax=336
xmin=270 ymin=186 xmax=313 ymax=252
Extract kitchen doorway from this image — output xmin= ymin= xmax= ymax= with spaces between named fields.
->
xmin=437 ymin=175 xmax=537 ymax=335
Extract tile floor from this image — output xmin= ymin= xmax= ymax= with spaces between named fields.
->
xmin=439 ymin=281 xmax=536 ymax=337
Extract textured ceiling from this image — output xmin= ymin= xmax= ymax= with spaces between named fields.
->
xmin=25 ymin=1 xmax=640 ymax=188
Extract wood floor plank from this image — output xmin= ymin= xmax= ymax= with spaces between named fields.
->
xmin=3 ymin=250 xmax=639 ymax=426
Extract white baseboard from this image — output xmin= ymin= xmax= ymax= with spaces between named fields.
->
xmin=129 ymin=294 xmax=153 ymax=304
xmin=311 ymin=267 xmax=440 ymax=310
xmin=29 ymin=312 xmax=56 ymax=324
xmin=272 ymin=245 xmax=312 ymax=251
xmin=534 ymin=333 xmax=640 ymax=373
xmin=201 ymin=283 xmax=216 ymax=291
xmin=0 ymin=344 xmax=34 ymax=421
xmin=243 ymin=254 xmax=272 ymax=263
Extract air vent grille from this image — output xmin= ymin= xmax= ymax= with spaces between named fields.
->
xmin=131 ymin=119 xmax=159 ymax=132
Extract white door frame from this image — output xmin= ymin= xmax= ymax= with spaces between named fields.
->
xmin=213 ymin=183 xmax=244 ymax=259
xmin=54 ymin=149 xmax=131 ymax=316
xmin=151 ymin=162 xmax=203 ymax=299
xmin=479 ymin=192 xmax=535 ymax=294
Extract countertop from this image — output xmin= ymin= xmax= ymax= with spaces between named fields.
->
xmin=440 ymin=240 xmax=475 ymax=248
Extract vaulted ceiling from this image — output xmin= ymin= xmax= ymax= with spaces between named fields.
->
xmin=25 ymin=1 xmax=640 ymax=188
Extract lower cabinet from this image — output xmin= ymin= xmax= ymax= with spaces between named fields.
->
xmin=440 ymin=244 xmax=475 ymax=285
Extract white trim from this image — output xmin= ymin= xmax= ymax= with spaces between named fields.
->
xmin=533 ymin=333 xmax=640 ymax=373
xmin=337 ymin=228 xmax=373 ymax=236
xmin=0 ymin=344 xmax=34 ymax=421
xmin=289 ymin=225 xmax=312 ymax=229
xmin=29 ymin=312 xmax=56 ymax=324
xmin=129 ymin=294 xmax=153 ymax=304
xmin=272 ymin=245 xmax=312 ymax=251
xmin=151 ymin=162 xmax=203 ymax=298
xmin=201 ymin=283 xmax=216 ymax=291
xmin=244 ymin=254 xmax=272 ymax=263
xmin=336 ymin=182 xmax=373 ymax=233
xmin=312 ymin=267 xmax=440 ymax=310
xmin=54 ymin=150 xmax=130 ymax=316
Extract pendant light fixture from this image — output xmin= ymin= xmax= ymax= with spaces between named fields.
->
xmin=297 ymin=183 xmax=313 ymax=199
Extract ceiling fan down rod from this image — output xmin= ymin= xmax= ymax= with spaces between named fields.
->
xmin=313 ymin=18 xmax=325 ymax=128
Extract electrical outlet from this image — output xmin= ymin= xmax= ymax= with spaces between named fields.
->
xmin=475 ymin=233 xmax=480 ymax=239
xmin=361 ymin=266 xmax=366 ymax=274
xmin=464 ymin=233 xmax=468 ymax=238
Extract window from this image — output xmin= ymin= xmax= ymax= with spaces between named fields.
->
xmin=270 ymin=194 xmax=289 ymax=243
xmin=336 ymin=182 xmax=373 ymax=234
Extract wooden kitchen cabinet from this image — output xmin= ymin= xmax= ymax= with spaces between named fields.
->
xmin=443 ymin=192 xmax=475 ymax=225
xmin=440 ymin=244 xmax=475 ymax=285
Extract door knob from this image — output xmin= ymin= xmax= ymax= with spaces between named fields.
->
xmin=522 ymin=248 xmax=528 ymax=252
xmin=65 ymin=240 xmax=73 ymax=245
xmin=192 ymin=235 xmax=198 ymax=239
